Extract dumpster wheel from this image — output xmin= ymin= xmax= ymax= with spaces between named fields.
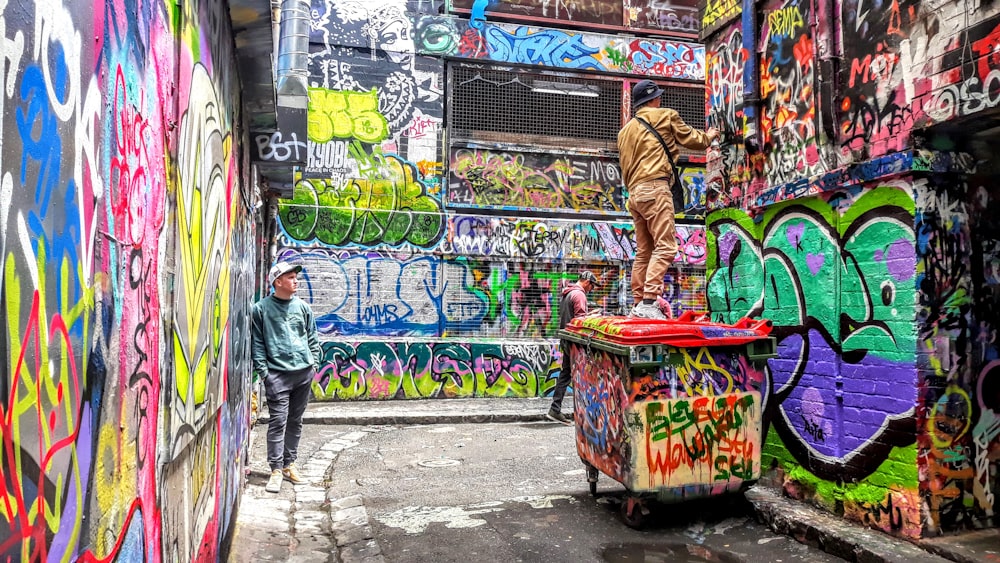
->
xmin=619 ymin=496 xmax=647 ymax=529
xmin=585 ymin=463 xmax=600 ymax=497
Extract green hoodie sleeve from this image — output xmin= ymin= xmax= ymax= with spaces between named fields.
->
xmin=251 ymin=301 xmax=269 ymax=376
xmin=306 ymin=304 xmax=321 ymax=371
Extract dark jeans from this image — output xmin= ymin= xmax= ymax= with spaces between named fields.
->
xmin=265 ymin=368 xmax=313 ymax=471
xmin=549 ymin=341 xmax=573 ymax=412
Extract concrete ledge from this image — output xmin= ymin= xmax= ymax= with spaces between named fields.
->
xmin=259 ymin=398 xmax=575 ymax=426
xmin=746 ymin=486 xmax=952 ymax=563
xmin=920 ymin=529 xmax=1000 ymax=563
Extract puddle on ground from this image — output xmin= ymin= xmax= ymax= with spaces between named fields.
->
xmin=602 ymin=543 xmax=743 ymax=563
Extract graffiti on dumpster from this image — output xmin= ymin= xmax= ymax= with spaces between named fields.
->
xmin=636 ymin=392 xmax=760 ymax=489
xmin=571 ymin=343 xmax=764 ymax=493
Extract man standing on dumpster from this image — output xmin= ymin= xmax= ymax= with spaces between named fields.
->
xmin=252 ymin=260 xmax=321 ymax=493
xmin=546 ymin=270 xmax=603 ymax=425
xmin=618 ymin=79 xmax=719 ymax=320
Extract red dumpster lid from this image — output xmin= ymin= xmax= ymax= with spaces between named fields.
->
xmin=564 ymin=311 xmax=773 ymax=347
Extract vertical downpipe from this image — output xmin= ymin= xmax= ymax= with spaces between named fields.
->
xmin=275 ymin=0 xmax=310 ymax=109
xmin=814 ymin=0 xmax=839 ymax=156
xmin=741 ymin=0 xmax=761 ymax=155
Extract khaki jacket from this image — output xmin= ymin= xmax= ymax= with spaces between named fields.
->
xmin=617 ymin=106 xmax=711 ymax=189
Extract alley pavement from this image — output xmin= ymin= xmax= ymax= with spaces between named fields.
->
xmin=229 ymin=397 xmax=1000 ymax=563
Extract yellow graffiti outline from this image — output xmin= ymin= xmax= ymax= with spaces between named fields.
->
xmin=927 ymin=385 xmax=971 ymax=449
xmin=674 ymin=347 xmax=736 ymax=396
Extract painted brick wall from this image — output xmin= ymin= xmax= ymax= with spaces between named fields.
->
xmin=702 ymin=0 xmax=1000 ymax=537
xmin=707 ymin=183 xmax=924 ymax=537
xmin=0 ymin=0 xmax=257 ymax=559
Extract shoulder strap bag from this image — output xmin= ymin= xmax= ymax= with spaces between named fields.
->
xmin=634 ymin=116 xmax=685 ymax=213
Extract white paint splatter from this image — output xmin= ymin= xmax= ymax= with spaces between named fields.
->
xmin=376 ymin=503 xmax=504 ymax=534
xmin=508 ymin=495 xmax=576 ymax=509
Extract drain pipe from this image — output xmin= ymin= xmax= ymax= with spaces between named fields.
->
xmin=276 ymin=0 xmax=310 ymax=110
xmin=274 ymin=0 xmax=310 ymax=172
xmin=814 ymin=0 xmax=839 ymax=150
xmin=741 ymin=0 xmax=761 ymax=154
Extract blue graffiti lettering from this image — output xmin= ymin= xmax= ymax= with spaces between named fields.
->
xmin=484 ymin=26 xmax=603 ymax=70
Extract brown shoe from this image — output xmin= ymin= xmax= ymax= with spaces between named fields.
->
xmin=546 ymin=410 xmax=572 ymax=425
xmin=282 ymin=464 xmax=303 ymax=484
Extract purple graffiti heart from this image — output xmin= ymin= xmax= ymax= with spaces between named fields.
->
xmin=884 ymin=239 xmax=917 ymax=282
xmin=806 ymin=252 xmax=825 ymax=276
xmin=786 ymin=223 xmax=805 ymax=248
xmin=718 ymin=232 xmax=737 ymax=266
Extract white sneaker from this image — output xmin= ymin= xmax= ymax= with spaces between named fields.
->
xmin=265 ymin=469 xmax=283 ymax=493
xmin=631 ymin=301 xmax=667 ymax=320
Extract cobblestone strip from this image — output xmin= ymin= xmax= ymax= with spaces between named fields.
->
xmin=230 ymin=428 xmax=383 ymax=563
xmin=327 ymin=430 xmax=385 ymax=563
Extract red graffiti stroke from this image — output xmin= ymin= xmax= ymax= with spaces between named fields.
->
xmin=76 ymin=498 xmax=145 ymax=563
xmin=0 ymin=291 xmax=83 ymax=560
xmin=973 ymin=20 xmax=1000 ymax=82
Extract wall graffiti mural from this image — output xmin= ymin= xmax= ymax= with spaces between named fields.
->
xmin=838 ymin=0 xmax=917 ymax=160
xmin=439 ymin=19 xmax=705 ymax=80
xmin=759 ymin=0 xmax=828 ymax=188
xmin=290 ymin=0 xmax=713 ymax=404
xmin=448 ymin=147 xmax=624 ymax=213
xmin=915 ymin=178 xmax=997 ymax=533
xmin=453 ymin=0 xmax=698 ymax=34
xmin=282 ymin=248 xmax=626 ymax=339
xmin=969 ymin=181 xmax=1000 ymax=528
xmin=0 ymin=0 xmax=254 ymax=560
xmin=624 ymin=0 xmax=699 ymax=34
xmin=308 ymin=0 xmax=444 ymax=171
xmin=169 ymin=61 xmax=236 ymax=457
xmin=707 ymin=185 xmax=922 ymax=534
xmin=700 ymin=0 xmax=1000 ymax=539
xmin=288 ymin=250 xmax=489 ymax=337
xmin=702 ymin=0 xmax=740 ymax=32
xmin=312 ymin=340 xmax=559 ymax=399
xmin=452 ymin=0 xmax=623 ymax=27
xmin=705 ymin=23 xmax=757 ymax=208
xmin=280 ymin=157 xmax=445 ymax=249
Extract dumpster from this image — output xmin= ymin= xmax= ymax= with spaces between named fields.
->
xmin=556 ymin=311 xmax=776 ymax=528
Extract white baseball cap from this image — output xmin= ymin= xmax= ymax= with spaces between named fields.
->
xmin=268 ymin=261 xmax=303 ymax=286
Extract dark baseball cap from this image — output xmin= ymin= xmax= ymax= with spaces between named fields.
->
xmin=579 ymin=271 xmax=603 ymax=287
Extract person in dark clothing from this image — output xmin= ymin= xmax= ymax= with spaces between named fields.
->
xmin=252 ymin=260 xmax=321 ymax=493
xmin=546 ymin=270 xmax=603 ymax=425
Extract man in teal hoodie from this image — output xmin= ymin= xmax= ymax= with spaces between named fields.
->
xmin=252 ymin=260 xmax=321 ymax=493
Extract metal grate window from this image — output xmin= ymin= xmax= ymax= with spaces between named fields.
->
xmin=450 ymin=65 xmax=623 ymax=151
xmin=661 ymin=85 xmax=706 ymax=130
xmin=623 ymin=263 xmax=707 ymax=317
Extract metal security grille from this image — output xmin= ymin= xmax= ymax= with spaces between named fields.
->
xmin=450 ymin=65 xmax=623 ymax=151
xmin=661 ymin=85 xmax=707 ymax=160
xmin=623 ymin=263 xmax=707 ymax=317
xmin=663 ymin=85 xmax=706 ymax=129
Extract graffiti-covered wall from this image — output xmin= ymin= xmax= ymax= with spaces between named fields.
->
xmin=0 ymin=0 xmax=257 ymax=559
xmin=270 ymin=0 xmax=712 ymax=401
xmin=704 ymin=0 xmax=1000 ymax=206
xmin=701 ymin=0 xmax=1000 ymax=538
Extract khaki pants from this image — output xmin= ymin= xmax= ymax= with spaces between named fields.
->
xmin=628 ymin=179 xmax=677 ymax=303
